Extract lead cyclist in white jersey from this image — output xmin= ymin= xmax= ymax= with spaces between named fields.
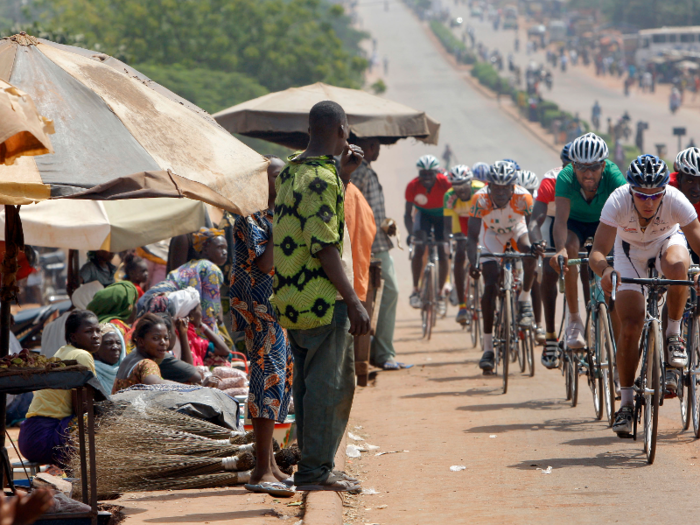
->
xmin=589 ymin=154 xmax=700 ymax=436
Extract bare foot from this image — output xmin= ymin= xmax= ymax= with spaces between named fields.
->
xmin=248 ymin=467 xmax=279 ymax=485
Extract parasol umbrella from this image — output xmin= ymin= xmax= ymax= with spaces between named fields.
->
xmin=213 ymin=82 xmax=440 ymax=150
xmin=0 ymin=32 xmax=268 ymax=214
xmin=0 ymin=197 xmax=206 ymax=252
xmin=0 ymin=78 xmax=54 ymax=165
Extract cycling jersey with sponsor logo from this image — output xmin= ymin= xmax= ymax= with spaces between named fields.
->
xmin=466 ymin=184 xmax=533 ymax=235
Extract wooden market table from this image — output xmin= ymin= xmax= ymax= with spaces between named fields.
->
xmin=0 ymin=366 xmax=105 ymax=525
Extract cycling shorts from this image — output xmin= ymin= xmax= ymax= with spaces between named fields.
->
xmin=615 ymin=231 xmax=687 ymax=294
xmin=567 ymin=218 xmax=599 ymax=246
xmin=480 ymin=222 xmax=528 ymax=263
xmin=413 ymin=210 xmax=446 ymax=242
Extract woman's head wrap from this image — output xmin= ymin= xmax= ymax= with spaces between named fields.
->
xmin=168 ymin=287 xmax=201 ymax=318
xmin=86 ymin=281 xmax=139 ymax=324
xmin=192 ymin=228 xmax=224 ymax=253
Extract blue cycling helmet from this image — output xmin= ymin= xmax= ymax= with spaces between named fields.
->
xmin=560 ymin=142 xmax=573 ymax=166
xmin=502 ymin=158 xmax=521 ymax=170
xmin=472 ymin=162 xmax=490 ymax=181
xmin=626 ymin=154 xmax=669 ymax=189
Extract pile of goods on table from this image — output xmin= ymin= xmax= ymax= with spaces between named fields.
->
xmin=197 ymin=366 xmax=249 ymax=398
xmin=0 ymin=349 xmax=69 ymax=371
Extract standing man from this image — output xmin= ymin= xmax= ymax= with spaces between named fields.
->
xmin=551 ymin=133 xmax=626 ymax=348
xmin=350 ymin=137 xmax=407 ymax=370
xmin=272 ymin=101 xmax=370 ymax=492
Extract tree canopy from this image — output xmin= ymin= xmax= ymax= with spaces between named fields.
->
xmin=571 ymin=0 xmax=700 ymax=30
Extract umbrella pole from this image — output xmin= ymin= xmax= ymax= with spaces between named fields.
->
xmin=0 ymin=204 xmax=23 ymax=490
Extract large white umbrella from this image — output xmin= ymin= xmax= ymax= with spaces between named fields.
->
xmin=0 ymin=198 xmax=206 ymax=252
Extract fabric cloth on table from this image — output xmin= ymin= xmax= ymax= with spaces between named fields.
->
xmin=18 ymin=415 xmax=75 ymax=467
xmin=344 ymin=182 xmax=376 ymax=302
xmin=167 ymin=259 xmax=224 ymax=333
xmin=93 ymin=323 xmax=126 ymax=395
xmin=112 ymin=356 xmax=162 ymax=394
xmin=86 ymin=281 xmax=139 ymax=324
xmin=169 ymin=287 xmax=201 ymax=318
xmin=229 ymin=210 xmax=292 ymax=422
xmin=26 ymin=345 xmax=95 ymax=420
xmin=289 ymin=301 xmax=354 ymax=485
xmin=350 ymin=159 xmax=393 ymax=253
xmin=272 ymin=154 xmax=347 ymax=330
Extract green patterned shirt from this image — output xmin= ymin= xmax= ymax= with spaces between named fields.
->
xmin=271 ymin=154 xmax=345 ymax=330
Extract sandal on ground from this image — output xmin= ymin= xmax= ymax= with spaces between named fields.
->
xmin=245 ymin=481 xmax=296 ymax=497
xmin=295 ymin=472 xmax=360 ymax=493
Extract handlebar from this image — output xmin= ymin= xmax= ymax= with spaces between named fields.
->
xmin=620 ymin=277 xmax=695 ymax=287
xmin=567 ymin=256 xmax=614 ymax=266
xmin=610 ymin=272 xmax=617 ymax=306
xmin=557 ymin=255 xmax=565 ymax=293
xmin=480 ymin=252 xmax=536 ymax=259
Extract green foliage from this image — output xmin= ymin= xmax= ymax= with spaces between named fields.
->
xmin=470 ymin=62 xmax=513 ymax=96
xmin=135 ymin=64 xmax=267 ymax=114
xmin=371 ymin=79 xmax=387 ymax=95
xmin=542 ymin=109 xmax=561 ymax=128
xmin=575 ymin=0 xmax=700 ymax=29
xmin=25 ymin=0 xmax=367 ymax=91
xmin=430 ymin=20 xmax=476 ymax=64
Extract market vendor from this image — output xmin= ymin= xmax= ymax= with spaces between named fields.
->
xmin=112 ymin=313 xmax=180 ymax=393
xmin=93 ymin=323 xmax=126 ymax=394
xmin=121 ymin=252 xmax=149 ymax=297
xmin=79 ymin=250 xmax=117 ymax=287
xmin=86 ymin=281 xmax=139 ymax=336
xmin=18 ymin=310 xmax=101 ymax=467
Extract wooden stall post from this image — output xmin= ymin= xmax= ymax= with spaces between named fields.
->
xmin=354 ymin=260 xmax=382 ymax=386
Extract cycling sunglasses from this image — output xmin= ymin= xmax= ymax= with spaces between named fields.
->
xmin=629 ymin=187 xmax=666 ymax=201
xmin=573 ymin=161 xmax=605 ymax=172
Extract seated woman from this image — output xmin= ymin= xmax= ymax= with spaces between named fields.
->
xmin=79 ymin=250 xmax=116 ymax=287
xmin=186 ymin=303 xmax=231 ymax=367
xmin=93 ymin=324 xmax=125 ymax=394
xmin=157 ymin=312 xmax=206 ymax=385
xmin=121 ymin=253 xmax=149 ymax=297
xmin=112 ymin=313 xmax=177 ymax=394
xmin=18 ymin=310 xmax=101 ymax=467
xmin=86 ymin=281 xmax=139 ymax=337
xmin=139 ymin=228 xmax=228 ymax=336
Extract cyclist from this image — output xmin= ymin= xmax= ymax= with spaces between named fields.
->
xmin=516 ymin=169 xmax=546 ymax=345
xmin=472 ymin=162 xmax=491 ymax=183
xmin=405 ymin=155 xmax=452 ymax=309
xmin=551 ymin=132 xmax=626 ymax=349
xmin=589 ymin=154 xmax=700 ymax=436
xmin=466 ymin=161 xmax=544 ymax=372
xmin=443 ymin=165 xmax=486 ymax=324
xmin=530 ymin=143 xmax=574 ymax=367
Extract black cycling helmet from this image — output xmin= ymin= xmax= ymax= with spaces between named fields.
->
xmin=560 ymin=142 xmax=573 ymax=166
xmin=626 ymin=154 xmax=669 ymax=189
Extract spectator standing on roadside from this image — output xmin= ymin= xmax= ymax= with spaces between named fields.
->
xmin=272 ymin=101 xmax=370 ymax=492
xmin=351 ymin=137 xmax=408 ymax=370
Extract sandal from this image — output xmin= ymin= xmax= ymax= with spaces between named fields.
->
xmin=296 ymin=472 xmax=360 ymax=492
xmin=245 ymin=481 xmax=296 ymax=497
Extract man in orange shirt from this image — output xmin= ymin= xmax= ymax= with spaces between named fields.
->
xmin=344 ymin=182 xmax=377 ymax=302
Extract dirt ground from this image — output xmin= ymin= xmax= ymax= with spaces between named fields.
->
xmin=341 ymin=301 xmax=700 ymax=525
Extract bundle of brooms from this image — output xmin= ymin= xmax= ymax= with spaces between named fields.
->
xmin=65 ymin=401 xmax=293 ymax=498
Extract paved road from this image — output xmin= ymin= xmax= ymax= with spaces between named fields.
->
xmin=344 ymin=1 xmax=700 ymax=523
xmin=457 ymin=9 xmax=700 ymax=155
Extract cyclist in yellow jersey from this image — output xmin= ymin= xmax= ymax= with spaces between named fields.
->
xmin=443 ymin=165 xmax=485 ymax=324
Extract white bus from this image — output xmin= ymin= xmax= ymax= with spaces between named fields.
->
xmin=636 ymin=26 xmax=700 ymax=65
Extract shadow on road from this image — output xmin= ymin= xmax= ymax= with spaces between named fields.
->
xmin=429 ymin=373 xmax=490 ymax=382
xmin=508 ymin=450 xmax=649 ymax=470
xmin=401 ymin=386 xmax=500 ymax=399
xmin=465 ymin=417 xmax=603 ymax=434
xmin=399 ymin=347 xmax=477 ymax=356
xmin=457 ymin=398 xmax=568 ymax=412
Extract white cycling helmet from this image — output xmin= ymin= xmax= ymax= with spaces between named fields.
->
xmin=675 ymin=147 xmax=700 ymax=177
xmin=488 ymin=160 xmax=518 ymax=186
xmin=516 ymin=170 xmax=539 ymax=191
xmin=472 ymin=162 xmax=490 ymax=181
xmin=447 ymin=164 xmax=473 ymax=186
xmin=416 ymin=154 xmax=440 ymax=170
xmin=569 ymin=132 xmax=609 ymax=164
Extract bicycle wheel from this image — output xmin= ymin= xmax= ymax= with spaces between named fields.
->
xmin=563 ymin=342 xmax=572 ymax=401
xmin=431 ymin=265 xmax=439 ymax=329
xmin=421 ymin=265 xmax=433 ymax=340
xmin=587 ymin=310 xmax=603 ymax=421
xmin=510 ymin=293 xmax=519 ymax=364
xmin=643 ymin=320 xmax=661 ymax=464
xmin=501 ymin=289 xmax=511 ymax=395
xmin=690 ymin=316 xmax=700 ymax=438
xmin=569 ymin=349 xmax=579 ymax=408
xmin=517 ymin=324 xmax=527 ymax=373
xmin=599 ymin=303 xmax=616 ymax=428
xmin=680 ymin=314 xmax=692 ymax=431
xmin=469 ymin=278 xmax=481 ymax=347
xmin=526 ymin=327 xmax=535 ymax=377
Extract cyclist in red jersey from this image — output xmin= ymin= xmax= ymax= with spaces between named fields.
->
xmin=405 ymin=155 xmax=452 ymax=309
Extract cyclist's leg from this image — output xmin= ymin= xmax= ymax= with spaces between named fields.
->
xmin=479 ymin=260 xmax=500 ymax=370
xmin=429 ymin=215 xmax=450 ymax=293
xmin=454 ymin=236 xmax=468 ymax=322
xmin=659 ymin=238 xmax=691 ymax=368
xmin=515 ymin=227 xmax=536 ymax=327
xmin=410 ymin=214 xmax=428 ymax=307
xmin=563 ymin=220 xmax=585 ymax=347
